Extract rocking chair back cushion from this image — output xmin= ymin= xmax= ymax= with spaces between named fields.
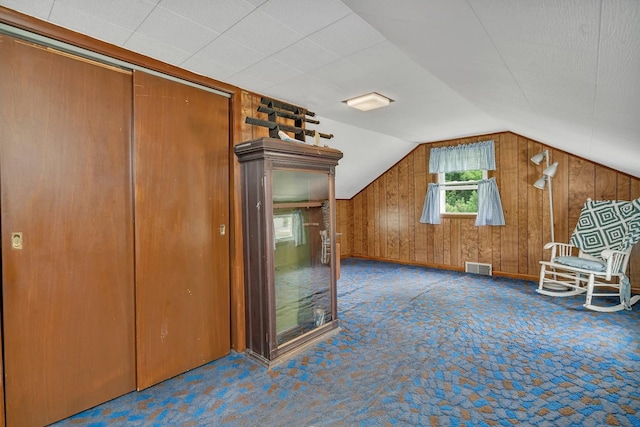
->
xmin=569 ymin=198 xmax=640 ymax=259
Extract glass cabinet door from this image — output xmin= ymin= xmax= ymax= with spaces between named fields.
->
xmin=272 ymin=169 xmax=333 ymax=345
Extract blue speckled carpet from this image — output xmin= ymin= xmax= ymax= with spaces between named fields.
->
xmin=56 ymin=258 xmax=640 ymax=426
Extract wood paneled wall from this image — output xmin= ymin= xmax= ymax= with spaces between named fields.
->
xmin=239 ymin=91 xmax=301 ymax=141
xmin=336 ymin=199 xmax=353 ymax=262
xmin=337 ymin=131 xmax=640 ymax=291
xmin=240 ymin=91 xmax=272 ymax=141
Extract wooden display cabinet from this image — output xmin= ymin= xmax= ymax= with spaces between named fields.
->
xmin=234 ymin=137 xmax=343 ymax=367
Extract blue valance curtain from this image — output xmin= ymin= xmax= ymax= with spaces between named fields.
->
xmin=429 ymin=140 xmax=496 ymax=173
xmin=420 ymin=140 xmax=505 ymax=226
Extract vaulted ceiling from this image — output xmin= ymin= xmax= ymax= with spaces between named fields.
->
xmin=1 ymin=0 xmax=638 ymax=198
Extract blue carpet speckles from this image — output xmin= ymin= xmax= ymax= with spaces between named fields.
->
xmin=54 ymin=259 xmax=640 ymax=426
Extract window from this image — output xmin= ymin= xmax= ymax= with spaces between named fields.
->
xmin=422 ymin=140 xmax=504 ymax=226
xmin=439 ymin=169 xmax=487 ymax=214
xmin=274 ymin=214 xmax=294 ymax=242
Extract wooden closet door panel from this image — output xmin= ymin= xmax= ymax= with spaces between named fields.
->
xmin=134 ymin=71 xmax=230 ymax=389
xmin=0 ymin=36 xmax=135 ymax=427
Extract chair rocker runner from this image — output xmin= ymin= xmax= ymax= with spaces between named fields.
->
xmin=537 ymin=197 xmax=640 ymax=312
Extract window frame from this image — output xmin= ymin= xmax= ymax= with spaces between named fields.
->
xmin=438 ymin=170 xmax=488 ymax=215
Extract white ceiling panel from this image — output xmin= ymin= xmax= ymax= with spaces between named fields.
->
xmin=497 ymin=40 xmax=598 ymax=84
xmin=308 ymin=13 xmax=386 ymax=57
xmin=432 ymin=60 xmax=524 ymax=101
xmin=308 ymin=58 xmax=372 ymax=89
xmin=591 ymin=132 xmax=640 ymax=174
xmin=264 ymin=73 xmax=344 ymax=107
xmin=271 ymin=38 xmax=340 ymax=73
xmin=222 ymin=9 xmax=301 ymax=57
xmin=344 ymin=40 xmax=419 ymax=73
xmin=124 ymin=31 xmax=191 ymax=65
xmin=259 ymin=0 xmax=351 ymax=37
xmin=48 ymin=3 xmax=133 ymax=46
xmin=595 ymin=84 xmax=640 ymax=118
xmin=188 ymin=34 xmax=265 ymax=74
xmin=55 ymin=0 xmax=158 ymax=32
xmin=597 ymin=28 xmax=640 ymax=90
xmin=181 ymin=54 xmax=237 ymax=81
xmin=519 ymin=75 xmax=596 ymax=118
xmin=159 ymin=0 xmax=256 ymax=33
xmin=471 ymin=0 xmax=601 ymax=49
xmin=1 ymin=0 xmax=52 ymax=20
xmin=236 ymin=57 xmax=303 ymax=87
xmin=245 ymin=0 xmax=268 ymax=7
xmin=594 ymin=110 xmax=640 ymax=143
xmin=226 ymin=72 xmax=274 ymax=93
xmin=136 ymin=6 xmax=218 ymax=54
xmin=1 ymin=0 xmax=638 ymax=195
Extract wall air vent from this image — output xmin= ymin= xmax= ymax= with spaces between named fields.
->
xmin=465 ymin=262 xmax=492 ymax=276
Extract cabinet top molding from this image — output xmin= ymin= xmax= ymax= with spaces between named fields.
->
xmin=234 ymin=137 xmax=343 ymax=166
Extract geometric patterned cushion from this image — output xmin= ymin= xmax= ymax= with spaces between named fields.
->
xmin=569 ymin=198 xmax=640 ymax=259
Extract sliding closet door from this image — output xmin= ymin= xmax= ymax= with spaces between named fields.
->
xmin=134 ymin=71 xmax=230 ymax=389
xmin=0 ymin=36 xmax=136 ymax=426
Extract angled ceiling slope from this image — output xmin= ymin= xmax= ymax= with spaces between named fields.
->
xmin=344 ymin=0 xmax=640 ymax=178
xmin=1 ymin=0 xmax=638 ymax=200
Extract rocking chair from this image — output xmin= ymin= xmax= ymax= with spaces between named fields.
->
xmin=537 ymin=198 xmax=640 ymax=312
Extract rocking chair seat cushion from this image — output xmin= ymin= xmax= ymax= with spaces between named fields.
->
xmin=552 ymin=256 xmax=607 ymax=272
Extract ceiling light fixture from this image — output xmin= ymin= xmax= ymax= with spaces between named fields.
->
xmin=344 ymin=92 xmax=393 ymax=111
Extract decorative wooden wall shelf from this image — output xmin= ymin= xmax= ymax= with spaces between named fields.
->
xmin=245 ymin=97 xmax=333 ymax=142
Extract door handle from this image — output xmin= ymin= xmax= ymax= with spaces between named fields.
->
xmin=11 ymin=232 xmax=23 ymax=249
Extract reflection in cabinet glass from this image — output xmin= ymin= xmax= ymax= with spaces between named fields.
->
xmin=273 ymin=170 xmax=332 ymax=345
xmin=235 ymin=138 xmax=343 ymax=367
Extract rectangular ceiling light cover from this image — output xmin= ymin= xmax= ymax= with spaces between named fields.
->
xmin=345 ymin=92 xmax=393 ymax=111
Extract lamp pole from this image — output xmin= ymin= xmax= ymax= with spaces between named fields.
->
xmin=532 ymin=149 xmax=563 ymax=289
xmin=544 ymin=152 xmax=555 ymax=243
xmin=533 ymin=149 xmax=556 ymax=243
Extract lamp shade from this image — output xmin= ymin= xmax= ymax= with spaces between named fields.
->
xmin=543 ymin=162 xmax=558 ymax=178
xmin=533 ymin=176 xmax=547 ymax=189
xmin=531 ymin=151 xmax=547 ymax=165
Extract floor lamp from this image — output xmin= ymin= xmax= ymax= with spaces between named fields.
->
xmin=531 ymin=150 xmax=558 ymax=243
xmin=531 ymin=150 xmax=561 ymax=289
